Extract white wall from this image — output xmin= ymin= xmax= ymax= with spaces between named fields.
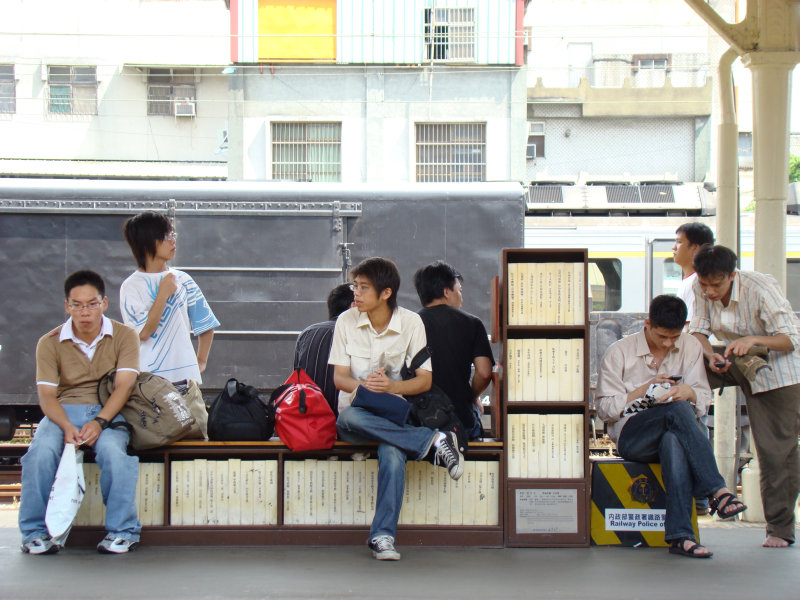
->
xmin=525 ymin=117 xmax=696 ymax=181
xmin=0 ymin=0 xmax=230 ymax=165
xmin=524 ymin=0 xmax=709 ymax=88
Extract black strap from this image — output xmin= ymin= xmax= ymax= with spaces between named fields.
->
xmin=268 ymin=383 xmax=291 ymax=408
xmin=407 ymin=347 xmax=432 ymax=373
xmin=107 ymin=420 xmax=134 ymax=435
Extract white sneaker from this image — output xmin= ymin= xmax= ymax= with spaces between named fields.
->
xmin=368 ymin=535 xmax=401 ymax=560
xmin=21 ymin=537 xmax=60 ymax=555
xmin=97 ymin=534 xmax=139 ymax=554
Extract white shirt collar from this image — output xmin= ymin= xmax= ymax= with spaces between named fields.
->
xmin=355 ymin=308 xmax=402 ymax=335
xmin=59 ymin=315 xmax=114 ymax=344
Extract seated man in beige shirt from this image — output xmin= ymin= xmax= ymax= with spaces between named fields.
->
xmin=596 ymin=295 xmax=745 ymax=559
xmin=19 ymin=270 xmax=141 ymax=555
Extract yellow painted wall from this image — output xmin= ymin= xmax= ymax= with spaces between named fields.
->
xmin=258 ymin=0 xmax=336 ymax=61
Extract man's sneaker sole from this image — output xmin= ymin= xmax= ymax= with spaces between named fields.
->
xmin=97 ymin=540 xmax=139 ymax=554
xmin=372 ymin=549 xmax=401 ymax=560
xmin=21 ymin=542 xmax=60 ymax=555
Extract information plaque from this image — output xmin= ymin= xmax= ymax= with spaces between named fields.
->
xmin=515 ymin=488 xmax=578 ymax=534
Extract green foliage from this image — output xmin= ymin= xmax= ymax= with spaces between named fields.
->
xmin=791 ymin=154 xmax=800 ymax=183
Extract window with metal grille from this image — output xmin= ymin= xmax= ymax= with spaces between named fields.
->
xmin=47 ymin=66 xmax=97 ymax=115
xmin=415 ymin=123 xmax=486 ymax=182
xmin=271 ymin=122 xmax=342 ymax=182
xmin=423 ymin=7 xmax=476 ymax=62
xmin=0 ymin=65 xmax=15 ymax=113
xmin=148 ymin=68 xmax=196 ymax=116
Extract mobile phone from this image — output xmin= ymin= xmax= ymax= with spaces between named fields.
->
xmin=667 ymin=375 xmax=682 ymax=382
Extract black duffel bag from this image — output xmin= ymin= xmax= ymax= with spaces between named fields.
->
xmin=207 ymin=378 xmax=275 ymax=441
xmin=401 ymin=347 xmax=468 ymax=454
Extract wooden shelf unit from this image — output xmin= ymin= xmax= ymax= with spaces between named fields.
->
xmin=69 ymin=440 xmax=505 ymax=547
xmin=499 ymin=248 xmax=591 ymax=547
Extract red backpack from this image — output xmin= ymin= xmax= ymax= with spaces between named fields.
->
xmin=270 ymin=368 xmax=337 ymax=451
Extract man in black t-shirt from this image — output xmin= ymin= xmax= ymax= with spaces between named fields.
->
xmin=414 ymin=261 xmax=494 ymax=438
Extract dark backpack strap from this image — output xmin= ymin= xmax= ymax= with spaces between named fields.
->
xmin=403 ymin=347 xmax=431 ymax=379
xmin=96 ymin=369 xmax=117 ymax=406
xmin=107 ymin=420 xmax=134 ymax=436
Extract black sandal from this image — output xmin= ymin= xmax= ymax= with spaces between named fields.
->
xmin=709 ymin=492 xmax=747 ymax=520
xmin=668 ymin=537 xmax=713 ymax=559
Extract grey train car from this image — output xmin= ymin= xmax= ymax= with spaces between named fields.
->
xmin=0 ymin=178 xmax=525 ymax=439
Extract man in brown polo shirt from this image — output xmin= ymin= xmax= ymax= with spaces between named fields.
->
xmin=19 ymin=270 xmax=142 ymax=555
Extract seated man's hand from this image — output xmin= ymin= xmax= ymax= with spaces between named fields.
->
xmin=364 ymin=369 xmax=392 ymax=393
xmin=665 ymin=383 xmax=696 ymax=404
xmin=62 ymin=424 xmax=84 ymax=446
xmin=78 ymin=419 xmax=103 ymax=447
xmin=650 ymin=374 xmax=677 ymax=387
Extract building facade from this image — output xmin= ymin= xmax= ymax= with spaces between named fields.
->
xmin=0 ymin=0 xmax=230 ymax=178
xmin=227 ymin=0 xmax=529 ymax=182
xmin=523 ymin=0 xmax=721 ymax=184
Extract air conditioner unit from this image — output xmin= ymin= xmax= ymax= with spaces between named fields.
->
xmin=174 ymin=99 xmax=196 ymax=117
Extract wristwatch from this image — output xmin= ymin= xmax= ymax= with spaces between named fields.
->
xmin=93 ymin=416 xmax=110 ymax=430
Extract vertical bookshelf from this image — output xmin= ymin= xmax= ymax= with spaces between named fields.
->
xmin=500 ymin=248 xmax=590 ymax=547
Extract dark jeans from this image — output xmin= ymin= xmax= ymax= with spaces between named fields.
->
xmin=617 ymin=401 xmax=725 ymax=542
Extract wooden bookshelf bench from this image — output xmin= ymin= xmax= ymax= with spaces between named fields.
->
xmin=68 ymin=439 xmax=506 ymax=548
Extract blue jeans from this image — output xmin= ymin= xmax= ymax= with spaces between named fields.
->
xmin=337 ymin=406 xmax=438 ymax=540
xmin=616 ymin=401 xmax=725 ymax=542
xmin=468 ymin=404 xmax=483 ymax=440
xmin=19 ymin=404 xmax=141 ymax=544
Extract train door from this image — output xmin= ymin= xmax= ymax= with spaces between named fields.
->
xmin=646 ymin=237 xmax=681 ymax=301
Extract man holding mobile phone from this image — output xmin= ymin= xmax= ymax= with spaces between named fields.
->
xmin=690 ymin=244 xmax=800 ymax=549
xmin=596 ymin=295 xmax=745 ymax=559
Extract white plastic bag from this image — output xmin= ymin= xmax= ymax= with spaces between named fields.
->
xmin=45 ymin=443 xmax=86 ymax=546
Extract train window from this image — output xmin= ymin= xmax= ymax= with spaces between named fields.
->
xmin=661 ymin=258 xmax=682 ymax=296
xmin=588 ymin=259 xmax=621 ymax=311
xmin=787 ymin=260 xmax=800 ymax=309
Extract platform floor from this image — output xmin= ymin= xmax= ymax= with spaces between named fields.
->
xmin=1 ymin=507 xmax=797 ymax=600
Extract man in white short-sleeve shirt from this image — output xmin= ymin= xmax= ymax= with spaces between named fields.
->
xmin=672 ymin=222 xmax=714 ymax=326
xmin=330 ymin=257 xmax=464 ymax=561
xmin=120 ymin=212 xmax=219 ymax=384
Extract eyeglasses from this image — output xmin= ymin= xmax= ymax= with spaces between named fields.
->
xmin=348 ymin=282 xmax=372 ymax=293
xmin=162 ymin=231 xmax=178 ymax=241
xmin=67 ymin=300 xmax=103 ymax=312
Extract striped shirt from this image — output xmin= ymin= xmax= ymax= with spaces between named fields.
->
xmin=293 ymin=320 xmax=337 ymax=415
xmin=688 ymin=270 xmax=800 ymax=392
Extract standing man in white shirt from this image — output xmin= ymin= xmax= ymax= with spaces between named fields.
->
xmin=673 ymin=222 xmax=714 ymax=324
xmin=671 ymin=222 xmax=715 ymax=515
xmin=120 ymin=212 xmax=219 ymax=385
